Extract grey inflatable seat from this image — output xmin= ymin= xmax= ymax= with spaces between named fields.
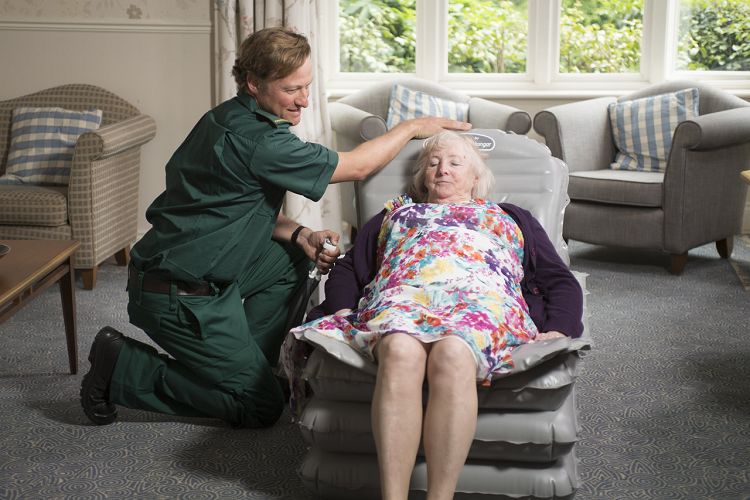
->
xmin=291 ymin=130 xmax=591 ymax=499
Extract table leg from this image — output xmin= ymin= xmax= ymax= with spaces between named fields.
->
xmin=59 ymin=256 xmax=78 ymax=374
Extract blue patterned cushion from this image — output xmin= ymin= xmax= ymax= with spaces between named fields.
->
xmin=608 ymin=88 xmax=699 ymax=173
xmin=0 ymin=107 xmax=103 ymax=186
xmin=385 ymin=84 xmax=469 ymax=129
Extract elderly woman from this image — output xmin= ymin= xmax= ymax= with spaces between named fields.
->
xmin=293 ymin=131 xmax=583 ymax=500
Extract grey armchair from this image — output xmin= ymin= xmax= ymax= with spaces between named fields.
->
xmin=329 ymin=77 xmax=532 ymax=237
xmin=534 ymin=81 xmax=750 ymax=274
xmin=329 ymin=77 xmax=532 ymax=151
xmin=0 ymin=84 xmax=156 ymax=288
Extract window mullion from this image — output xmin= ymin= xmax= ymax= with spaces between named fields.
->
xmin=530 ymin=0 xmax=557 ymax=85
xmin=416 ymin=0 xmax=443 ymax=81
xmin=646 ymin=0 xmax=677 ymax=83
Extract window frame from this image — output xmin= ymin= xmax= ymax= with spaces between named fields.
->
xmin=321 ymin=0 xmax=750 ymax=98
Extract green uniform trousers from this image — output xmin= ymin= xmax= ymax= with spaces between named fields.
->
xmin=109 ymin=240 xmax=310 ymax=428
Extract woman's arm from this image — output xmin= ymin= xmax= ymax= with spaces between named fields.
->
xmin=523 ymin=213 xmax=584 ymax=338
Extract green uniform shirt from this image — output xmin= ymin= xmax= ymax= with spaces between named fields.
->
xmin=132 ymin=92 xmax=338 ymax=284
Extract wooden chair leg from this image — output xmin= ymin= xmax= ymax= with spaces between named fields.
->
xmin=669 ymin=253 xmax=688 ymax=275
xmin=80 ymin=268 xmax=97 ymax=290
xmin=114 ymin=245 xmax=131 ymax=266
xmin=716 ymin=237 xmax=733 ymax=259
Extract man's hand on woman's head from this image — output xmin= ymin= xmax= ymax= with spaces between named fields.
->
xmin=406 ymin=116 xmax=472 ymax=139
xmin=297 ymin=229 xmax=340 ymax=274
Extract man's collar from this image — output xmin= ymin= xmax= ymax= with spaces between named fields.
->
xmin=236 ymin=92 xmax=291 ymax=128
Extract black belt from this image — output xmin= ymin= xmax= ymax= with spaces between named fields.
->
xmin=128 ymin=266 xmax=214 ymax=296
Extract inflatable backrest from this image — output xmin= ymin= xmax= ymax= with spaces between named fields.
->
xmin=355 ymin=130 xmax=571 ymax=263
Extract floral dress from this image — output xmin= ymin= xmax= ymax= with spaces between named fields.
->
xmin=291 ymin=195 xmax=539 ymax=383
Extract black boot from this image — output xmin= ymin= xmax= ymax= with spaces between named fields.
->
xmin=80 ymin=326 xmax=125 ymax=425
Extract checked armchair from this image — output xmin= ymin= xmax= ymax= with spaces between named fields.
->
xmin=0 ymin=84 xmax=156 ymax=289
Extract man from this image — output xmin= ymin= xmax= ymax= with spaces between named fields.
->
xmin=80 ymin=27 xmax=470 ymax=428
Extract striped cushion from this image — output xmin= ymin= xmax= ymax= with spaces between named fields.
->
xmin=385 ymin=84 xmax=469 ymax=129
xmin=0 ymin=106 xmax=103 ymax=186
xmin=608 ymin=88 xmax=699 ymax=173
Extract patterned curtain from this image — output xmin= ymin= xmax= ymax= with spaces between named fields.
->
xmin=211 ymin=0 xmax=344 ymax=257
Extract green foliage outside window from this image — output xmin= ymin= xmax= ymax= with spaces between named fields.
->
xmin=338 ymin=0 xmax=748 ymax=75
xmin=447 ymin=0 xmax=527 ymax=73
xmin=339 ymin=0 xmax=416 ymax=73
xmin=559 ymin=0 xmax=643 ymax=73
xmin=677 ymin=0 xmax=750 ymax=71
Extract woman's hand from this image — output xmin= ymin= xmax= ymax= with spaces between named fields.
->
xmin=533 ymin=331 xmax=567 ymax=342
xmin=298 ymin=229 xmax=341 ymax=274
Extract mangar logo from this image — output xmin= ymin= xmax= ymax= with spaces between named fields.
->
xmin=463 ymin=132 xmax=496 ymax=152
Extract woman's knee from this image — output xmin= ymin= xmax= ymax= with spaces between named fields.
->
xmin=427 ymin=338 xmax=476 ymax=381
xmin=376 ymin=334 xmax=427 ymax=372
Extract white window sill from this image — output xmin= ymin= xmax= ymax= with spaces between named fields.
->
xmin=326 ymin=75 xmax=750 ymax=100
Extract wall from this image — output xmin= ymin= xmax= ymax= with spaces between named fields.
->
xmin=0 ymin=0 xmax=212 ymax=236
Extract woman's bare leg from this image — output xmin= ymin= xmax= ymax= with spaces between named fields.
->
xmin=422 ymin=337 xmax=478 ymax=500
xmin=372 ymin=333 xmax=429 ymax=500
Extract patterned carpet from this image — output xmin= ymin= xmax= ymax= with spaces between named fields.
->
xmin=1 ymin=237 xmax=749 ymax=499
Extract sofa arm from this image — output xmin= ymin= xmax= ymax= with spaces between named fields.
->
xmin=533 ymin=97 xmax=617 ymax=172
xmin=73 ymin=114 xmax=157 ymax=162
xmin=329 ymin=101 xmax=387 ymax=151
xmin=663 ymin=107 xmax=750 ymax=252
xmin=468 ymin=97 xmax=531 ymax=135
xmin=672 ymin=107 xmax=750 ymax=151
xmin=67 ymin=115 xmax=155 ymax=268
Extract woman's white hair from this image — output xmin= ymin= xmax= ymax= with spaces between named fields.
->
xmin=407 ymin=131 xmax=495 ymax=202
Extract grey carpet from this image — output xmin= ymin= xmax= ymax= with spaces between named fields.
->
xmin=1 ymin=237 xmax=749 ymax=499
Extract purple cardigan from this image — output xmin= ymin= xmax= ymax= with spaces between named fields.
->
xmin=308 ymin=203 xmax=584 ymax=338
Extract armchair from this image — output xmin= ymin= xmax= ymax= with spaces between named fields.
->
xmin=329 ymin=77 xmax=532 ymax=236
xmin=329 ymin=77 xmax=532 ymax=152
xmin=0 ymin=84 xmax=156 ymax=288
xmin=533 ymin=81 xmax=750 ymax=274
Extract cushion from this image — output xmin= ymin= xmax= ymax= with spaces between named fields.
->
xmin=385 ymin=83 xmax=469 ymax=129
xmin=300 ymin=450 xmax=578 ymax=500
xmin=0 ymin=185 xmax=69 ymax=226
xmin=568 ymin=170 xmax=664 ymax=207
xmin=608 ymin=88 xmax=699 ymax=173
xmin=302 ymin=347 xmax=582 ymax=411
xmin=296 ymin=312 xmax=589 ymax=384
xmin=0 ymin=107 xmax=103 ymax=186
xmin=299 ymin=390 xmax=578 ymax=462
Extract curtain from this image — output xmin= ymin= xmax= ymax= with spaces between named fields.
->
xmin=211 ymin=0 xmax=345 ymax=251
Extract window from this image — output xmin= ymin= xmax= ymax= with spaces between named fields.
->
xmin=559 ymin=0 xmax=643 ymax=74
xmin=321 ymin=0 xmax=750 ymax=97
xmin=675 ymin=0 xmax=750 ymax=71
xmin=339 ymin=0 xmax=416 ymax=73
xmin=447 ymin=0 xmax=528 ymax=74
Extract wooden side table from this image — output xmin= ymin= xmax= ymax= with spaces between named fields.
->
xmin=0 ymin=240 xmax=80 ymax=374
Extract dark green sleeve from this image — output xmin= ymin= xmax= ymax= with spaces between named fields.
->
xmin=251 ymin=128 xmax=338 ymax=202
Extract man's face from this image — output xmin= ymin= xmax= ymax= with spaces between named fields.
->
xmin=247 ymin=57 xmax=313 ymax=126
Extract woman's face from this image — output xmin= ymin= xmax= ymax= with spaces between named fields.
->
xmin=423 ymin=142 xmax=478 ymax=204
